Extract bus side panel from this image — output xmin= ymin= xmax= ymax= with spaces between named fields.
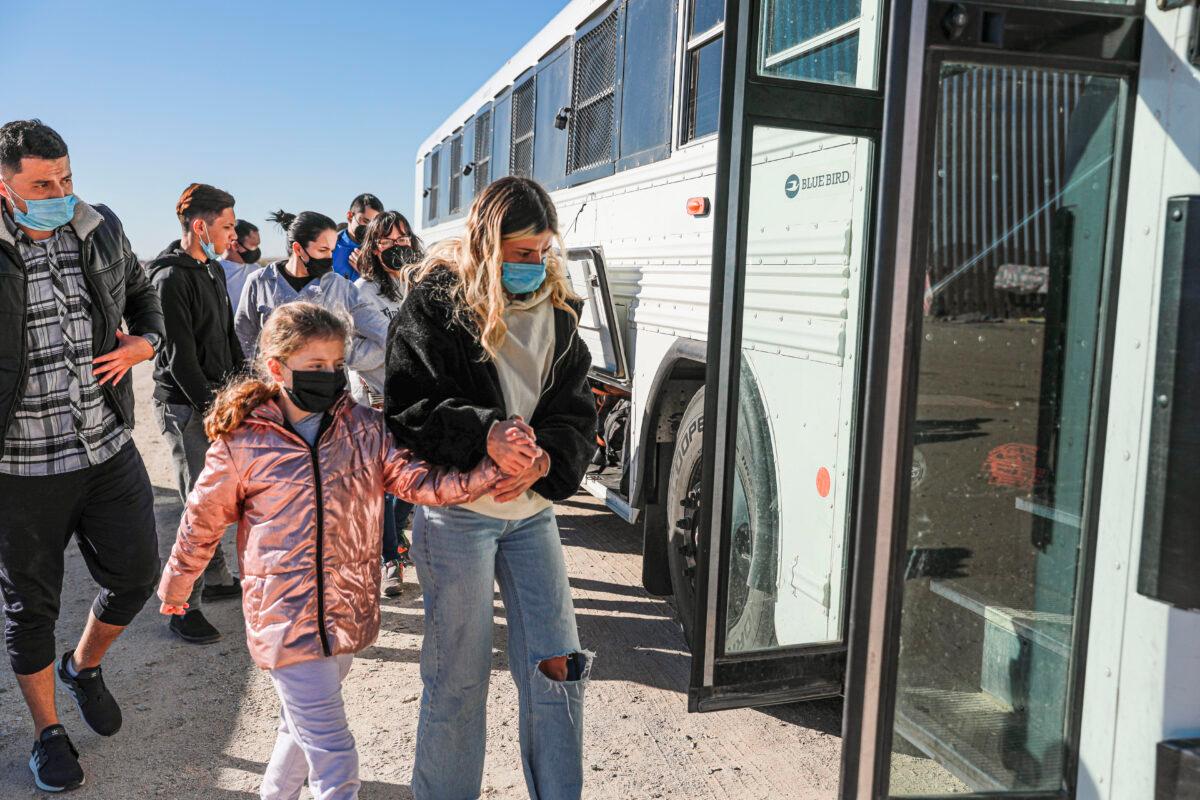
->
xmin=739 ymin=130 xmax=865 ymax=645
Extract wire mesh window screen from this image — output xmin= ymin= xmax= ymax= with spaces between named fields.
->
xmin=449 ymin=136 xmax=463 ymax=214
xmin=568 ymin=9 xmax=620 ymax=174
xmin=510 ymin=79 xmax=536 ymax=177
xmin=448 ymin=136 xmax=460 ymax=214
xmin=474 ymin=110 xmax=492 ymax=195
xmin=428 ymin=150 xmax=440 ymax=220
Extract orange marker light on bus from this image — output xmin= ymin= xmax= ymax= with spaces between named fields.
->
xmin=686 ymin=196 xmax=710 ymax=217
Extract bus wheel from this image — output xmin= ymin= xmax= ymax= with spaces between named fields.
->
xmin=666 ymin=379 xmax=779 ymax=651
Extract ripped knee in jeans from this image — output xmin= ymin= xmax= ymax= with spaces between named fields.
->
xmin=537 ymin=650 xmax=593 ymax=683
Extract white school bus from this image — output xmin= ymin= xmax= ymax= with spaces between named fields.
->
xmin=413 ymin=0 xmax=1200 ymax=797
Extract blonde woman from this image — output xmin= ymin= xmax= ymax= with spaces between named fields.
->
xmin=385 ymin=176 xmax=596 ymax=800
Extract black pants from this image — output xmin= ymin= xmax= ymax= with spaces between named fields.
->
xmin=0 ymin=441 xmax=159 ymax=675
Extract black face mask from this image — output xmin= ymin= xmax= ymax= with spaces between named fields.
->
xmin=381 ymin=245 xmax=420 ymax=271
xmin=302 ymin=249 xmax=334 ymax=277
xmin=240 ymin=247 xmax=262 ymax=264
xmin=352 ymin=224 xmax=368 ymax=243
xmin=285 ymin=368 xmax=347 ymax=414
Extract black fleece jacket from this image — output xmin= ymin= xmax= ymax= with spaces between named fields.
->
xmin=148 ymin=241 xmax=245 ymax=411
xmin=384 ymin=268 xmax=596 ymax=502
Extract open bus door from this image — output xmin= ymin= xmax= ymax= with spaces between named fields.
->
xmin=842 ymin=0 xmax=1141 ymax=796
xmin=687 ymin=0 xmax=887 ymax=712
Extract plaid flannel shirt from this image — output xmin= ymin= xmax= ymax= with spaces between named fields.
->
xmin=0 ymin=215 xmax=130 ymax=476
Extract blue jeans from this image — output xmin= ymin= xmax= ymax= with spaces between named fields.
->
xmin=411 ymin=505 xmax=589 ymax=800
xmin=382 ymin=494 xmax=412 ymax=562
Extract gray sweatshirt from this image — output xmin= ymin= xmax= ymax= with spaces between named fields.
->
xmin=350 ymin=276 xmax=404 ymax=406
xmin=234 ymin=262 xmax=389 ymax=373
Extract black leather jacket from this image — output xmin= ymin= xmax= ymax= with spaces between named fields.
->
xmin=0 ymin=201 xmax=166 ymax=449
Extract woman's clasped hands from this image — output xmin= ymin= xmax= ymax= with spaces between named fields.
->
xmin=487 ymin=417 xmax=550 ymax=503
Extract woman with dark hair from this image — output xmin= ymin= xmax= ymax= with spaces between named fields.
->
xmin=351 ymin=209 xmax=425 ymax=597
xmin=350 ymin=210 xmax=424 ymax=406
xmin=233 ymin=210 xmax=389 ymax=376
xmin=385 ymin=177 xmax=596 ymax=800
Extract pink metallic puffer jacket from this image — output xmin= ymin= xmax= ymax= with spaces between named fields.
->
xmin=158 ymin=394 xmax=498 ymax=670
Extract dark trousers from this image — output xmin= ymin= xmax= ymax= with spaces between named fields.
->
xmin=382 ymin=494 xmax=413 ymax=562
xmin=0 ymin=441 xmax=159 ymax=675
xmin=154 ymin=400 xmax=234 ymax=608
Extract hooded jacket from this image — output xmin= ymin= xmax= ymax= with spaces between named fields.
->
xmin=148 ymin=241 xmax=246 ymax=410
xmin=332 ymin=228 xmax=361 ymax=282
xmin=158 ymin=393 xmax=499 ymax=670
xmin=384 ymin=268 xmax=597 ymax=503
xmin=234 ymin=261 xmax=388 ymax=373
xmin=0 ymin=199 xmax=165 ymax=449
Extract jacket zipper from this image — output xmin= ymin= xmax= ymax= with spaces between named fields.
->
xmin=535 ymin=310 xmax=576 ymax=407
xmin=305 ymin=439 xmax=333 ymax=657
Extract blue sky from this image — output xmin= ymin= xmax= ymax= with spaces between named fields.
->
xmin=2 ymin=0 xmax=565 ymax=258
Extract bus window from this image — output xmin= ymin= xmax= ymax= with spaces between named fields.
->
xmin=567 ymin=6 xmax=621 ymax=177
xmin=428 ymin=147 xmax=441 ymax=224
xmin=760 ymin=0 xmax=857 ymax=86
xmin=682 ymin=0 xmax=724 ymax=144
xmin=887 ymin=66 xmax=1126 ymax=794
xmin=491 ymin=90 xmax=513 ymax=182
xmin=511 ymin=76 xmax=536 ymax=177
xmin=473 ymin=108 xmax=492 ymax=196
xmin=692 ymin=0 xmax=724 ymax=35
xmin=448 ymin=132 xmax=464 ymax=215
xmin=535 ymin=42 xmax=572 ymax=189
xmin=617 ymin=0 xmax=677 ymax=171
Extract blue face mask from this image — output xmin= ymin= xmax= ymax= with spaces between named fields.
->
xmin=2 ymin=180 xmax=77 ymax=232
xmin=199 ymin=223 xmax=223 ymax=262
xmin=501 ymin=260 xmax=547 ymax=295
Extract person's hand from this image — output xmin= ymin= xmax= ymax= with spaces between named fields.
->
xmin=349 ymin=248 xmax=363 ymax=268
xmin=492 ymin=452 xmax=550 ymax=503
xmin=487 ymin=417 xmax=542 ymax=475
xmin=93 ymin=330 xmax=155 ymax=385
xmin=159 ymin=602 xmax=188 ymax=616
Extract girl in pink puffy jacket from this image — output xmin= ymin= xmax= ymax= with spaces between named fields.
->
xmin=157 ymin=302 xmax=509 ymax=800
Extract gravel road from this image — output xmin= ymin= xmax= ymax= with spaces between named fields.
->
xmin=0 ymin=364 xmax=847 ymax=799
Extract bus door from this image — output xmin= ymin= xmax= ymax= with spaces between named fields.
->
xmin=687 ymin=0 xmax=888 ymax=711
xmin=843 ymin=0 xmax=1140 ymax=797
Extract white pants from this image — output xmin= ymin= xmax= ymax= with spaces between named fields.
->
xmin=262 ymin=653 xmax=359 ymax=800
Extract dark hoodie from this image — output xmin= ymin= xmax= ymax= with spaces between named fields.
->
xmin=149 ymin=241 xmax=246 ymax=411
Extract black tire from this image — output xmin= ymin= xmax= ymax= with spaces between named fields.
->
xmin=665 ymin=370 xmax=780 ymax=652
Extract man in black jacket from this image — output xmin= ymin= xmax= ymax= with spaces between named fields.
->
xmin=0 ymin=119 xmax=165 ymax=792
xmin=149 ymin=183 xmax=246 ymax=645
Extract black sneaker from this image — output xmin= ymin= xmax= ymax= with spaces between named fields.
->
xmin=57 ymin=651 xmax=122 ymax=737
xmin=29 ymin=724 xmax=84 ymax=793
xmin=201 ymin=579 xmax=242 ymax=602
xmin=168 ymin=609 xmax=222 ymax=645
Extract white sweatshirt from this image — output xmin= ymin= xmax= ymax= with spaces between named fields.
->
xmin=463 ymin=286 xmax=556 ymax=520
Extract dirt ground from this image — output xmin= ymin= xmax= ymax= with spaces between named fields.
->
xmin=0 ymin=363 xmax=847 ymax=799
